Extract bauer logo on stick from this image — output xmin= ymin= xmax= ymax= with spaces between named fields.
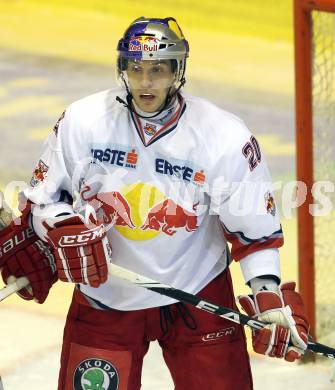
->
xmin=73 ymin=358 xmax=119 ymax=390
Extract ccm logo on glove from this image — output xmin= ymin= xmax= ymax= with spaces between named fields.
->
xmin=58 ymin=225 xmax=105 ymax=247
xmin=44 ymin=215 xmax=110 ymax=287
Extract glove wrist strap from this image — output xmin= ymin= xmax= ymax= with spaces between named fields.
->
xmin=250 ymin=276 xmax=280 ymax=296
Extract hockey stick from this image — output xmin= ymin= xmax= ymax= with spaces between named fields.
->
xmin=107 ymin=264 xmax=335 ymax=359
xmin=0 ymin=277 xmax=29 ymax=302
xmin=2 ymin=264 xmax=335 ymax=359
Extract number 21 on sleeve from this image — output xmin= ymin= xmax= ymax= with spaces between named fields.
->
xmin=242 ymin=135 xmax=261 ymax=171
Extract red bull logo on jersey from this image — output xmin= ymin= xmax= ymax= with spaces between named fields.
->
xmin=79 ymin=183 xmax=200 ymax=241
xmin=30 ymin=159 xmax=49 ymax=187
xmin=81 ymin=185 xmax=136 ymax=229
xmin=155 ymin=158 xmax=206 ymax=186
xmin=91 ymin=146 xmax=138 ymax=170
xmin=141 ymin=198 xmax=199 ymax=236
xmin=129 ymin=36 xmax=159 ymax=52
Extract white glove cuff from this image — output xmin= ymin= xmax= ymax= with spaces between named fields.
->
xmin=250 ymin=277 xmax=280 ymax=296
xmin=32 ymin=202 xmax=74 ymax=241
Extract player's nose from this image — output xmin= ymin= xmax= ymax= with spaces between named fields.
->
xmin=139 ymin=70 xmax=153 ymax=88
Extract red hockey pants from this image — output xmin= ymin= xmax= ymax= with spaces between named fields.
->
xmin=58 ymin=269 xmax=253 ymax=389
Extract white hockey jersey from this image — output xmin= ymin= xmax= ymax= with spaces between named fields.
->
xmin=25 ymin=88 xmax=283 ymax=310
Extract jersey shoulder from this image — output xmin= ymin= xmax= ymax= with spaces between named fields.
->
xmin=50 ymin=88 xmax=126 ymax=150
xmin=66 ymin=87 xmax=125 ymax=129
xmin=182 ymin=93 xmax=252 ymax=151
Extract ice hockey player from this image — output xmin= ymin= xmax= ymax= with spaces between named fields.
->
xmin=0 ymin=17 xmax=309 ymax=389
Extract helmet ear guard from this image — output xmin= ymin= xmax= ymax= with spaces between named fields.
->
xmin=117 ymin=56 xmax=128 ymax=72
xmin=170 ymin=59 xmax=178 ymax=74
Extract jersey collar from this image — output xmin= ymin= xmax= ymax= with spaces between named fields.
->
xmin=129 ymin=94 xmax=186 ymax=147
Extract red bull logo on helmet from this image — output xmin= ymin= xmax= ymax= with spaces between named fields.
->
xmin=129 ymin=36 xmax=159 ymax=52
xmin=129 ymin=37 xmax=142 ymax=52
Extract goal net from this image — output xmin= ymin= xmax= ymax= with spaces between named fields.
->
xmin=295 ymin=0 xmax=335 ymax=349
xmin=312 ymin=9 xmax=335 ymax=347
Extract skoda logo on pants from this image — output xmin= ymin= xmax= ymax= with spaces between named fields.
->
xmin=73 ymin=358 xmax=119 ymax=390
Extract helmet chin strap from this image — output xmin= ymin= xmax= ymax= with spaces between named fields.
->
xmin=116 ymin=75 xmax=186 ymax=120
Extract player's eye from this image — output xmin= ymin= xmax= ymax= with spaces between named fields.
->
xmin=130 ymin=65 xmax=142 ymax=72
xmin=152 ymin=65 xmax=170 ymax=75
xmin=152 ymin=66 xmax=162 ymax=73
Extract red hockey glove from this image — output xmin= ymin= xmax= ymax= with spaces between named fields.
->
xmin=44 ymin=215 xmax=111 ymax=287
xmin=237 ymin=282 xmax=309 ymax=362
xmin=0 ymin=213 xmax=57 ymax=304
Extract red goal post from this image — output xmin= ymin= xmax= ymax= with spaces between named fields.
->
xmin=294 ymin=0 xmax=335 ymax=342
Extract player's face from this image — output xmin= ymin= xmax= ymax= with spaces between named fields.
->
xmin=126 ymin=59 xmax=175 ymax=113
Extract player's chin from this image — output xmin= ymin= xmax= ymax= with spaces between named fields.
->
xmin=136 ymin=96 xmax=162 ymax=113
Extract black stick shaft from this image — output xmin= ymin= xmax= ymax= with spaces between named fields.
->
xmin=109 ymin=264 xmax=335 ymax=359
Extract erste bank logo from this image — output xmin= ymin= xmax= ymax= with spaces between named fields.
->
xmin=155 ymin=155 xmax=206 ymax=186
xmin=91 ymin=144 xmax=138 ymax=170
